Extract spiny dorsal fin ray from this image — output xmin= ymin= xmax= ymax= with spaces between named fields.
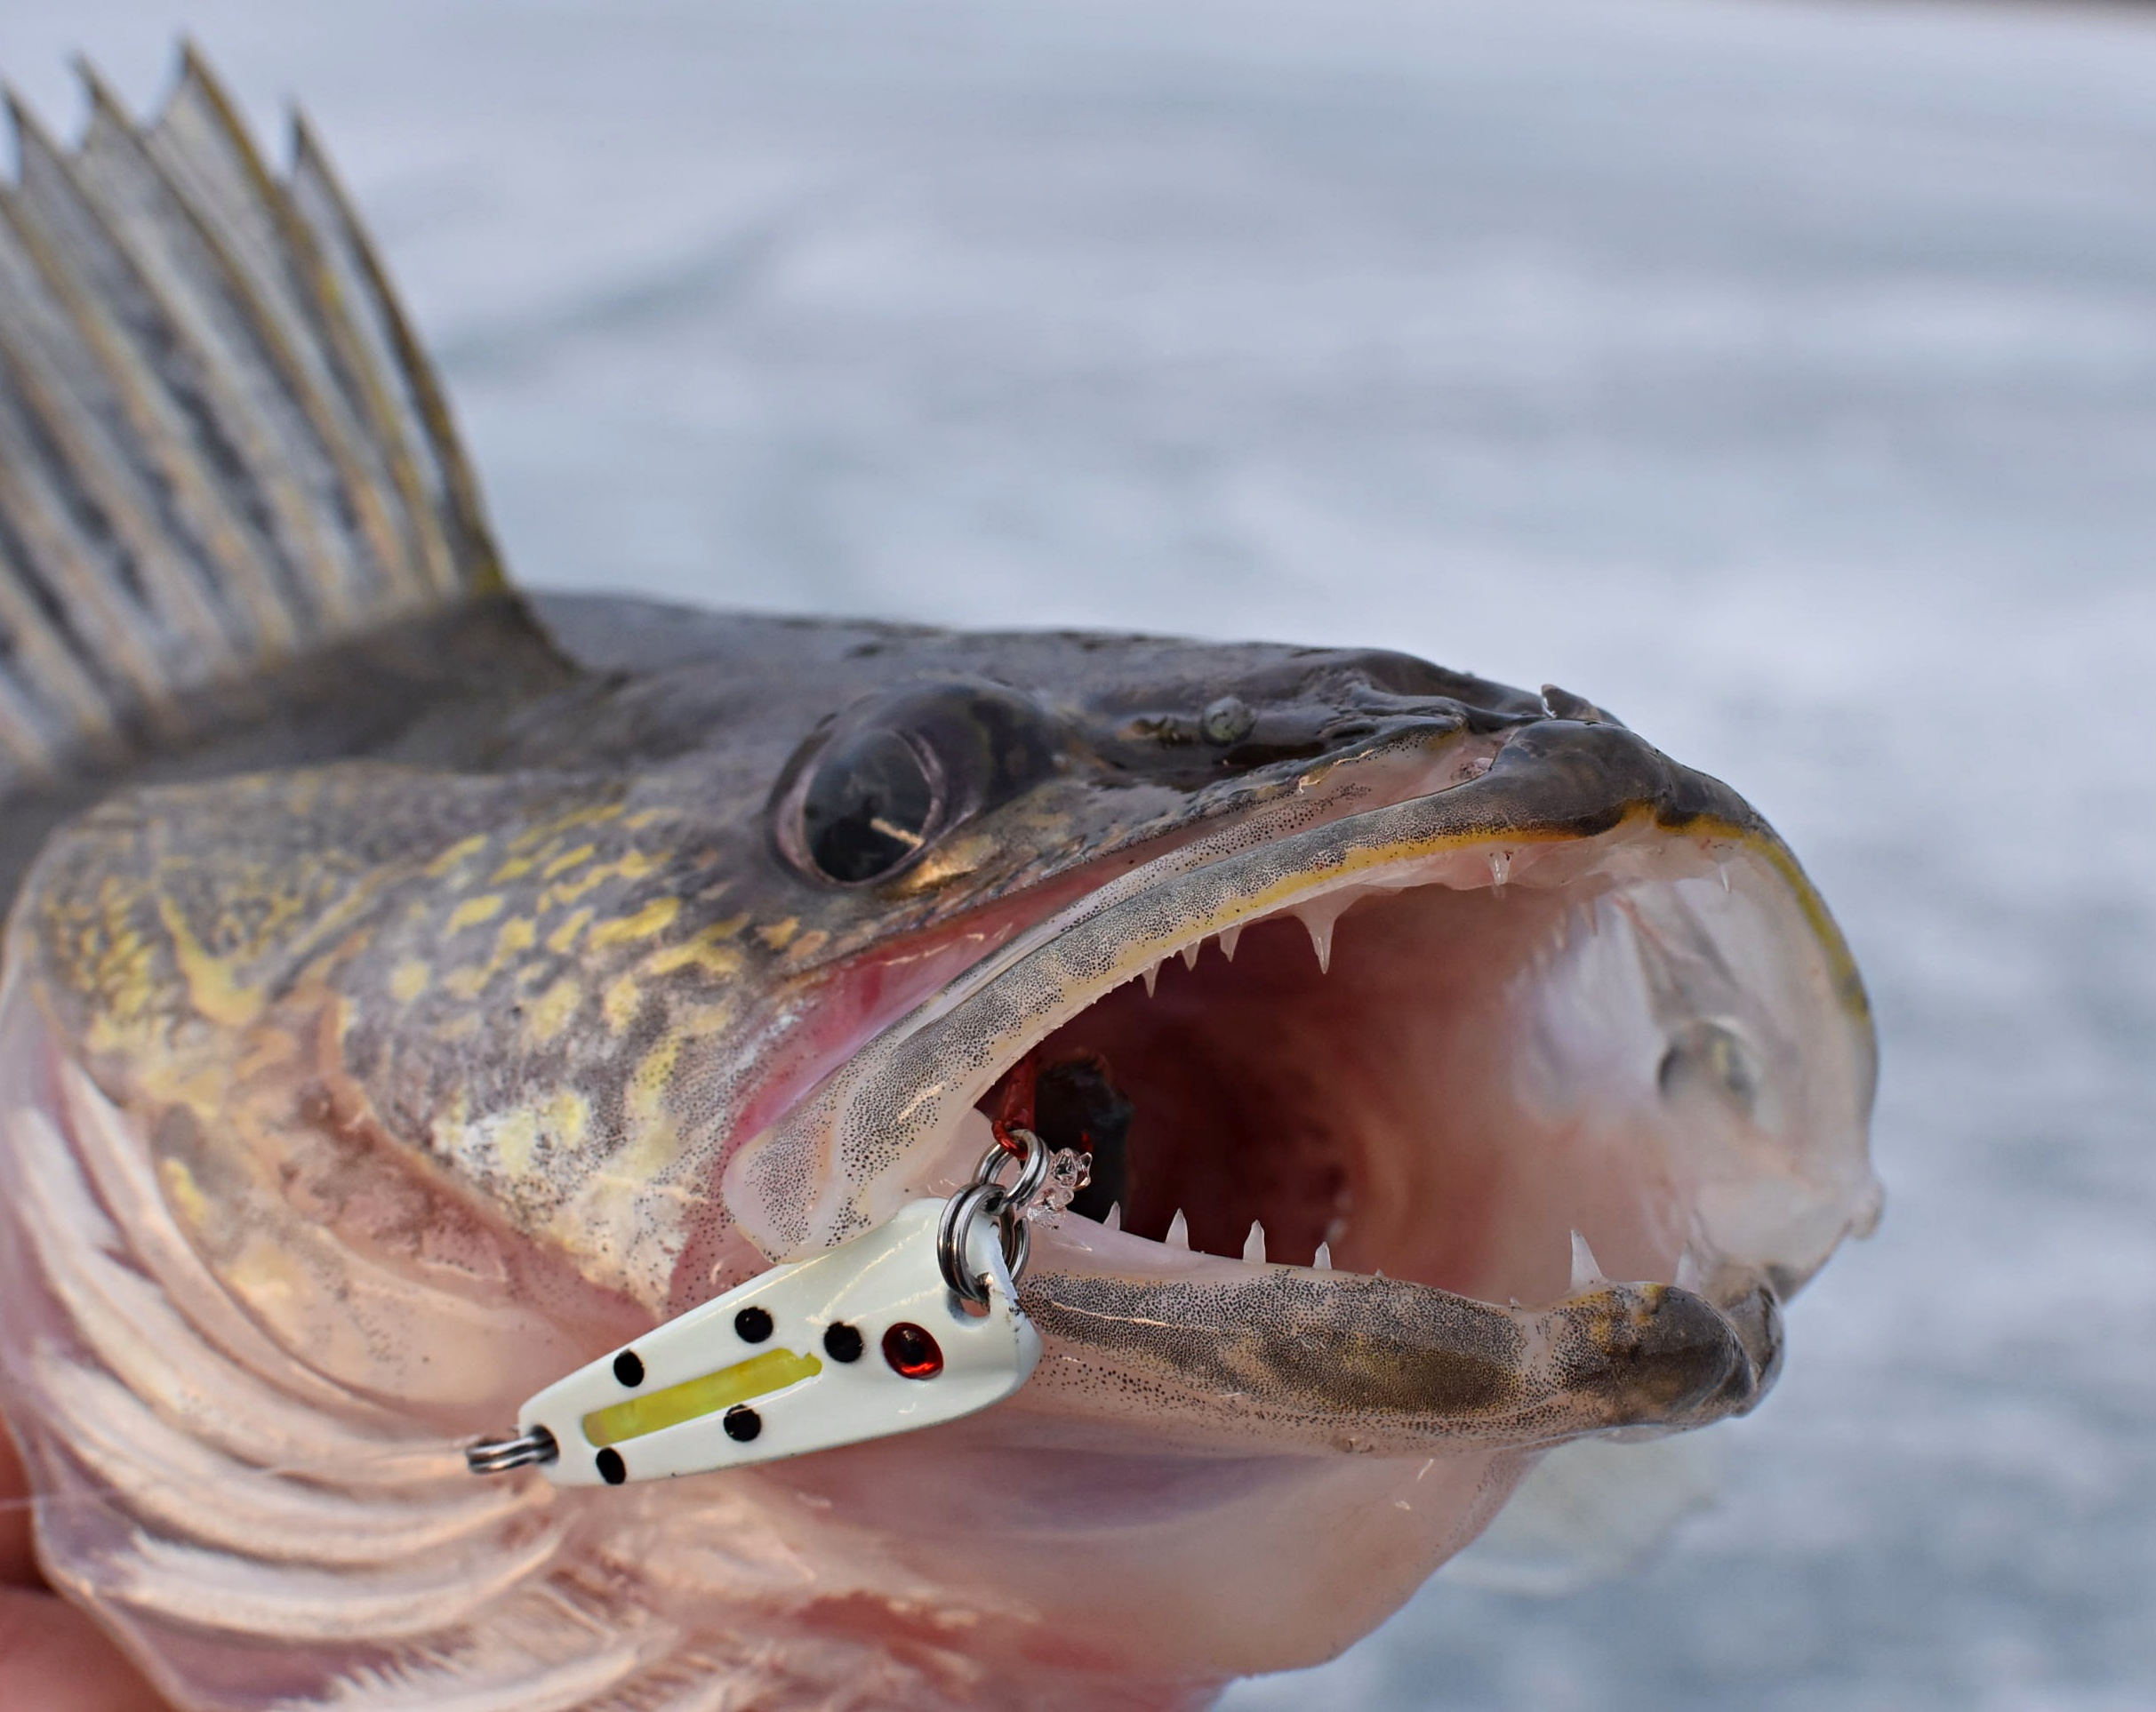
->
xmin=0 ymin=49 xmax=507 ymax=788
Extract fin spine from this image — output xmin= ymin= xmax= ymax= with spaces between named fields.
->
xmin=0 ymin=52 xmax=510 ymax=779
xmin=0 ymin=164 xmax=303 ymax=659
xmin=287 ymin=115 xmax=505 ymax=595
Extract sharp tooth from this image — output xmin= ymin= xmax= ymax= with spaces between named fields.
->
xmin=1218 ymin=923 xmax=1242 ymax=962
xmin=1312 ymin=1241 xmax=1333 ymax=1271
xmin=1298 ymin=909 xmax=1334 ymax=974
xmin=1488 ymin=850 xmax=1512 ymax=890
xmin=1141 ymin=962 xmax=1159 ymax=998
xmin=1165 ymin=1209 xmax=1190 ymax=1250
xmin=1181 ymin=941 xmax=1202 ymax=972
xmin=1103 ymin=1202 xmax=1123 ymax=1233
xmin=1568 ymin=1229 xmax=1608 ymax=1294
xmin=1675 ymin=1244 xmax=1709 ymax=1293
xmin=1242 ymin=1221 xmax=1267 ymax=1264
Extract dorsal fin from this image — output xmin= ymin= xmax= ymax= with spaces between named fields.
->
xmin=0 ymin=46 xmax=505 ymax=788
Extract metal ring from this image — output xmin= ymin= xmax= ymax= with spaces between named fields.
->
xmin=937 ymin=1181 xmax=998 ymax=1305
xmin=466 ymin=1425 xmax=558 ymax=1476
xmin=974 ymin=1128 xmax=1050 ymax=1214
xmin=937 ymin=1180 xmax=1030 ymax=1305
xmin=997 ymin=1200 xmax=1031 ymax=1283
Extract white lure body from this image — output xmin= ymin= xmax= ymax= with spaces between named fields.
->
xmin=517 ymin=1198 xmax=1041 ymax=1486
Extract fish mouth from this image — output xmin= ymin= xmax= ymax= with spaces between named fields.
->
xmin=726 ymin=717 xmax=1879 ymax=1456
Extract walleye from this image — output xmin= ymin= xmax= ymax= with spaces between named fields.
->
xmin=0 ymin=52 xmax=1879 ymax=1712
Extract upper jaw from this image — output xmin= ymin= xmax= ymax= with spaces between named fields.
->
xmin=724 ymin=716 xmax=1876 ymax=1453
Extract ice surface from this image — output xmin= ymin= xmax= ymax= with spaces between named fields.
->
xmin=8 ymin=0 xmax=2156 ymax=1705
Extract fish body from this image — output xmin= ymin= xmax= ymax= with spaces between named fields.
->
xmin=0 ymin=55 xmax=1879 ymax=1711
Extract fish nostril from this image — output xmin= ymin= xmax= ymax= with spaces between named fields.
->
xmin=1200 ymin=696 xmax=1255 ymax=745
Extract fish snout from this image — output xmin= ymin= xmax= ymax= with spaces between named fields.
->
xmin=1550 ymin=1281 xmax=1780 ymax=1435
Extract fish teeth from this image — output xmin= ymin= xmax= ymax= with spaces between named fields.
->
xmin=1165 ymin=1209 xmax=1190 ymax=1250
xmin=1675 ymin=1243 xmax=1709 ymax=1293
xmin=1568 ymin=1229 xmax=1608 ymax=1295
xmin=1488 ymin=850 xmax=1512 ymax=890
xmin=1103 ymin=1202 xmax=1122 ymax=1233
xmin=1242 ymin=1221 xmax=1267 ymax=1265
xmin=1141 ymin=962 xmax=1160 ymax=998
xmin=1312 ymin=1241 xmax=1333 ymax=1271
xmin=1218 ymin=923 xmax=1242 ymax=962
xmin=1297 ymin=908 xmax=1334 ymax=974
xmin=1181 ymin=941 xmax=1202 ymax=972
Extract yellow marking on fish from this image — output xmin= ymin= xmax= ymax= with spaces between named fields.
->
xmin=604 ymin=972 xmax=644 ymax=1033
xmin=446 ymin=894 xmax=504 ymax=932
xmin=545 ymin=865 xmax=616 ymax=906
xmin=424 ymin=834 xmax=489 ymax=877
xmin=582 ymin=1347 xmax=822 ymax=1447
xmin=757 ymin=917 xmax=798 ymax=950
xmin=542 ymin=844 xmax=597 ymax=880
xmin=437 ymin=1012 xmax=482 ymax=1042
xmin=155 ymin=898 xmax=262 ymax=1028
xmin=222 ymin=1233 xmax=321 ymax=1332
xmin=786 ymin=928 xmax=830 ymax=963
xmin=618 ymin=1035 xmax=684 ymax=1162
xmin=644 ymin=915 xmax=749 ymax=980
xmin=525 ymin=977 xmax=581 ymax=1045
xmin=157 ymin=1157 xmax=213 ymax=1235
xmin=484 ymin=1089 xmax=590 ymax=1178
xmin=547 ymin=908 xmax=595 ymax=954
xmin=589 ymin=896 xmax=680 ymax=951
xmin=507 ymin=802 xmax=626 ymax=853
xmin=673 ymin=996 xmax=741 ymax=1042
xmin=390 ymin=959 xmax=431 ymax=1003
xmin=450 ymin=916 xmax=540 ymax=996
xmin=491 ymin=855 xmax=538 ymax=883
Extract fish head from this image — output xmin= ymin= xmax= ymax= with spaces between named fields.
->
xmin=8 ymin=604 xmax=1879 ymax=1695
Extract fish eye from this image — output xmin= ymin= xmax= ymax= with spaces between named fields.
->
xmin=775 ymin=680 xmax=1061 ymax=888
xmin=798 ymin=727 xmax=943 ymax=884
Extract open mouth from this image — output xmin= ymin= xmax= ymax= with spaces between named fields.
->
xmin=728 ymin=720 xmax=1879 ymax=1453
xmin=1029 ymin=877 xmax=1691 ymax=1300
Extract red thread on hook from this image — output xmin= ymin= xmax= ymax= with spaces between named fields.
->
xmin=987 ymin=1054 xmax=1038 ymax=1157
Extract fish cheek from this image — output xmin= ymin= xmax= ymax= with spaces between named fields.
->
xmin=109 ymin=1032 xmax=647 ymax=1430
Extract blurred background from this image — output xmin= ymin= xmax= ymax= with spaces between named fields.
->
xmin=4 ymin=1 xmax=2152 ymax=1707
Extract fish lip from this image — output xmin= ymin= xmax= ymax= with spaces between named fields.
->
xmin=1017 ymin=1217 xmax=1784 ymax=1449
xmin=725 ymin=717 xmax=1873 ymax=1447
